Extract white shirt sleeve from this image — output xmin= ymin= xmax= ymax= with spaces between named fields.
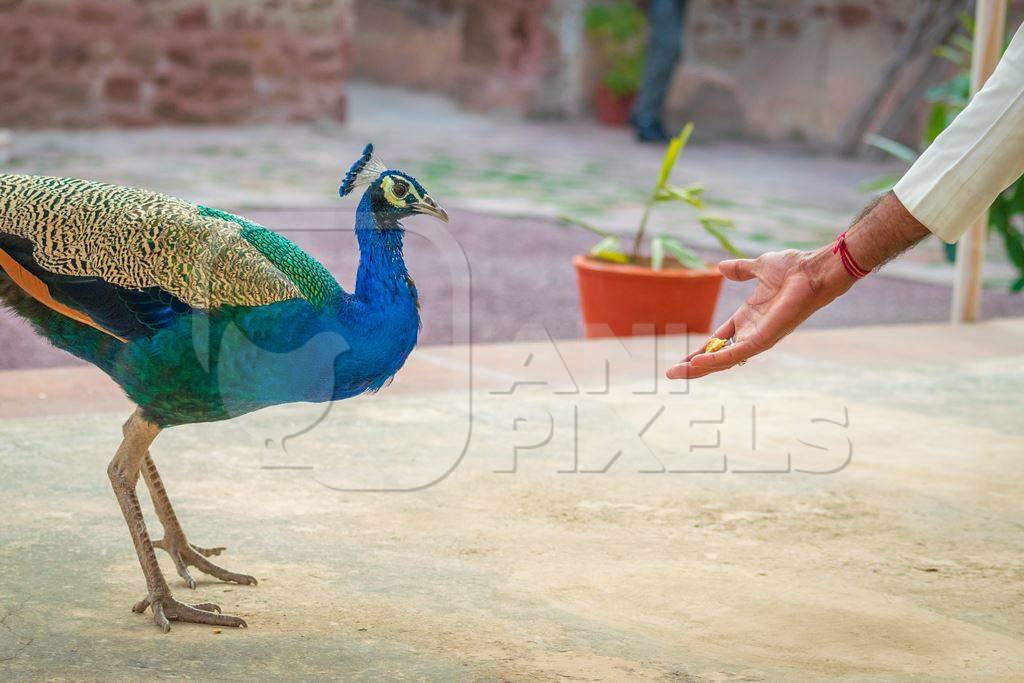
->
xmin=893 ymin=22 xmax=1024 ymax=244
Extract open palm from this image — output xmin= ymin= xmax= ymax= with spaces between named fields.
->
xmin=667 ymin=250 xmax=850 ymax=379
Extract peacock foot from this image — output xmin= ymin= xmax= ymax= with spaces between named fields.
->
xmin=133 ymin=593 xmax=247 ymax=633
xmin=153 ymin=536 xmax=258 ymax=590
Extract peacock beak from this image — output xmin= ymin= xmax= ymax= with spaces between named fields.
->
xmin=412 ymin=196 xmax=449 ymax=223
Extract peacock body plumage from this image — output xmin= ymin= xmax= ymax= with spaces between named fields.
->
xmin=0 ymin=145 xmax=445 ymax=427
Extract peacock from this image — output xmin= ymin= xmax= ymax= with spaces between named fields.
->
xmin=0 ymin=144 xmax=448 ymax=632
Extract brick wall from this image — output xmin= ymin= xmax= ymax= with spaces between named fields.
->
xmin=0 ymin=0 xmax=354 ymax=127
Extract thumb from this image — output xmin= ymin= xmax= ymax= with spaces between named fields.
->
xmin=718 ymin=258 xmax=758 ymax=282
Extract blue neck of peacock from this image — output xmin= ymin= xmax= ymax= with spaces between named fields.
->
xmin=353 ymin=192 xmax=413 ymax=305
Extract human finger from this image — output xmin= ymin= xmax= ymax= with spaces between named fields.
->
xmin=718 ymin=258 xmax=758 ymax=282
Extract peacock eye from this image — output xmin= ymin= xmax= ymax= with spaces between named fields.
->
xmin=392 ymin=180 xmax=409 ymax=199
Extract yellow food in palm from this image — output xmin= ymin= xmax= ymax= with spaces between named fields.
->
xmin=705 ymin=337 xmax=729 ymax=353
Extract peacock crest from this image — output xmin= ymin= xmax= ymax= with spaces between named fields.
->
xmin=339 ymin=143 xmax=389 ymax=198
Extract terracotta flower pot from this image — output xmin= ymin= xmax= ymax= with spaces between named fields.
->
xmin=594 ymin=83 xmax=636 ymax=127
xmin=573 ymin=254 xmax=723 ymax=338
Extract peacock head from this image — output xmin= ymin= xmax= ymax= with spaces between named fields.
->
xmin=339 ymin=143 xmax=449 ymax=224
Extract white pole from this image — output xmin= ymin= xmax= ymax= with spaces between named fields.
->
xmin=951 ymin=0 xmax=1007 ymax=323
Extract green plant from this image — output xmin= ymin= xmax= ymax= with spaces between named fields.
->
xmin=584 ymin=1 xmax=647 ymax=96
xmin=560 ymin=123 xmax=744 ymax=270
xmin=861 ymin=13 xmax=1024 ymax=291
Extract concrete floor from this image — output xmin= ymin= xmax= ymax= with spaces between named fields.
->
xmin=2 ymin=321 xmax=1024 ymax=681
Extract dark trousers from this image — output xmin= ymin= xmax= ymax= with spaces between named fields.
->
xmin=632 ymin=0 xmax=687 ymax=127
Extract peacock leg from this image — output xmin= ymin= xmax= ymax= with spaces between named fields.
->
xmin=108 ymin=409 xmax=247 ymax=632
xmin=140 ymin=450 xmax=257 ymax=589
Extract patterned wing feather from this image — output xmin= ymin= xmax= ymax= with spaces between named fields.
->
xmin=0 ymin=174 xmax=340 ymax=340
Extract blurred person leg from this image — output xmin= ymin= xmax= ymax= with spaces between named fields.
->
xmin=632 ymin=0 xmax=687 ymax=143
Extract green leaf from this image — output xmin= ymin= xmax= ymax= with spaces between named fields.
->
xmin=987 ymin=200 xmax=1024 ymax=293
xmin=993 ymin=208 xmax=1024 ymax=269
xmin=858 ymin=173 xmax=902 ymax=194
xmin=924 ymin=101 xmax=948 ymax=145
xmin=950 ymin=33 xmax=974 ymax=56
xmin=656 ymin=139 xmax=682 ymax=189
xmin=864 ymin=134 xmax=920 ymax=164
xmin=656 ymin=122 xmax=694 ymax=188
xmin=656 ymin=182 xmax=704 ymax=198
xmin=698 ymin=215 xmax=734 ymax=229
xmin=603 ymin=48 xmax=645 ymax=95
xmin=698 ymin=215 xmax=745 ymax=258
xmin=933 ymin=44 xmax=966 ymax=65
xmin=590 ymin=236 xmax=629 ymax=263
xmin=661 ymin=236 xmax=706 ymax=270
xmin=650 ymin=235 xmax=666 ymax=271
xmin=656 ymin=184 xmax=705 ymax=209
xmin=927 ymin=74 xmax=970 ymax=105
xmin=958 ymin=11 xmax=974 ymax=35
xmin=558 ymin=213 xmax=614 ymax=238
xmin=1006 ymin=177 xmax=1024 ymax=215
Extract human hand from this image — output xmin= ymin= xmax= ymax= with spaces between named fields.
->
xmin=666 ymin=248 xmax=853 ymax=379
xmin=666 ymin=193 xmax=928 ymax=379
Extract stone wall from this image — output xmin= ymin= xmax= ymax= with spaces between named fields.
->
xmin=352 ymin=0 xmax=577 ymax=116
xmin=0 ymin=0 xmax=354 ymax=127
xmin=350 ymin=0 xmax=998 ymax=147
xmin=669 ymin=1 xmax=928 ymax=144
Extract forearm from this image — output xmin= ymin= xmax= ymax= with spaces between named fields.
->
xmin=803 ymin=191 xmax=929 ymax=298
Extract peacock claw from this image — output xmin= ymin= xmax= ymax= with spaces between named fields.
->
xmin=133 ymin=594 xmax=246 ymax=633
xmin=153 ymin=536 xmax=257 ymax=589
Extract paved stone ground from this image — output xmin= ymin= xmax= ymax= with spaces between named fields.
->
xmin=2 ymin=321 xmax=1023 ymax=680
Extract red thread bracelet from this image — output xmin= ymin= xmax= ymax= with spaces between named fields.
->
xmin=832 ymin=231 xmax=869 ymax=279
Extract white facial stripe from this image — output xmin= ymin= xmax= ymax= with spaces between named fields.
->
xmin=381 ymin=176 xmax=403 ymax=208
xmin=382 ymin=175 xmax=423 ymax=208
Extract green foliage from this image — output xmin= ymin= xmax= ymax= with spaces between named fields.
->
xmin=584 ymin=1 xmax=646 ymax=41
xmin=560 ymin=123 xmax=745 ymax=271
xmin=861 ymin=16 xmax=1024 ymax=290
xmin=603 ymin=53 xmax=645 ymax=97
xmin=657 ymin=234 xmax=706 ymax=269
xmin=591 ymin=236 xmax=631 ymax=263
xmin=699 ymin=215 xmax=744 ymax=258
xmin=584 ymin=1 xmax=647 ymax=96
xmin=857 ymin=172 xmax=903 ymax=194
xmin=863 ymin=134 xmax=918 ymax=164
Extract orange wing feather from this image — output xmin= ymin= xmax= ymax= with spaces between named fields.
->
xmin=0 ymin=247 xmax=127 ymax=343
